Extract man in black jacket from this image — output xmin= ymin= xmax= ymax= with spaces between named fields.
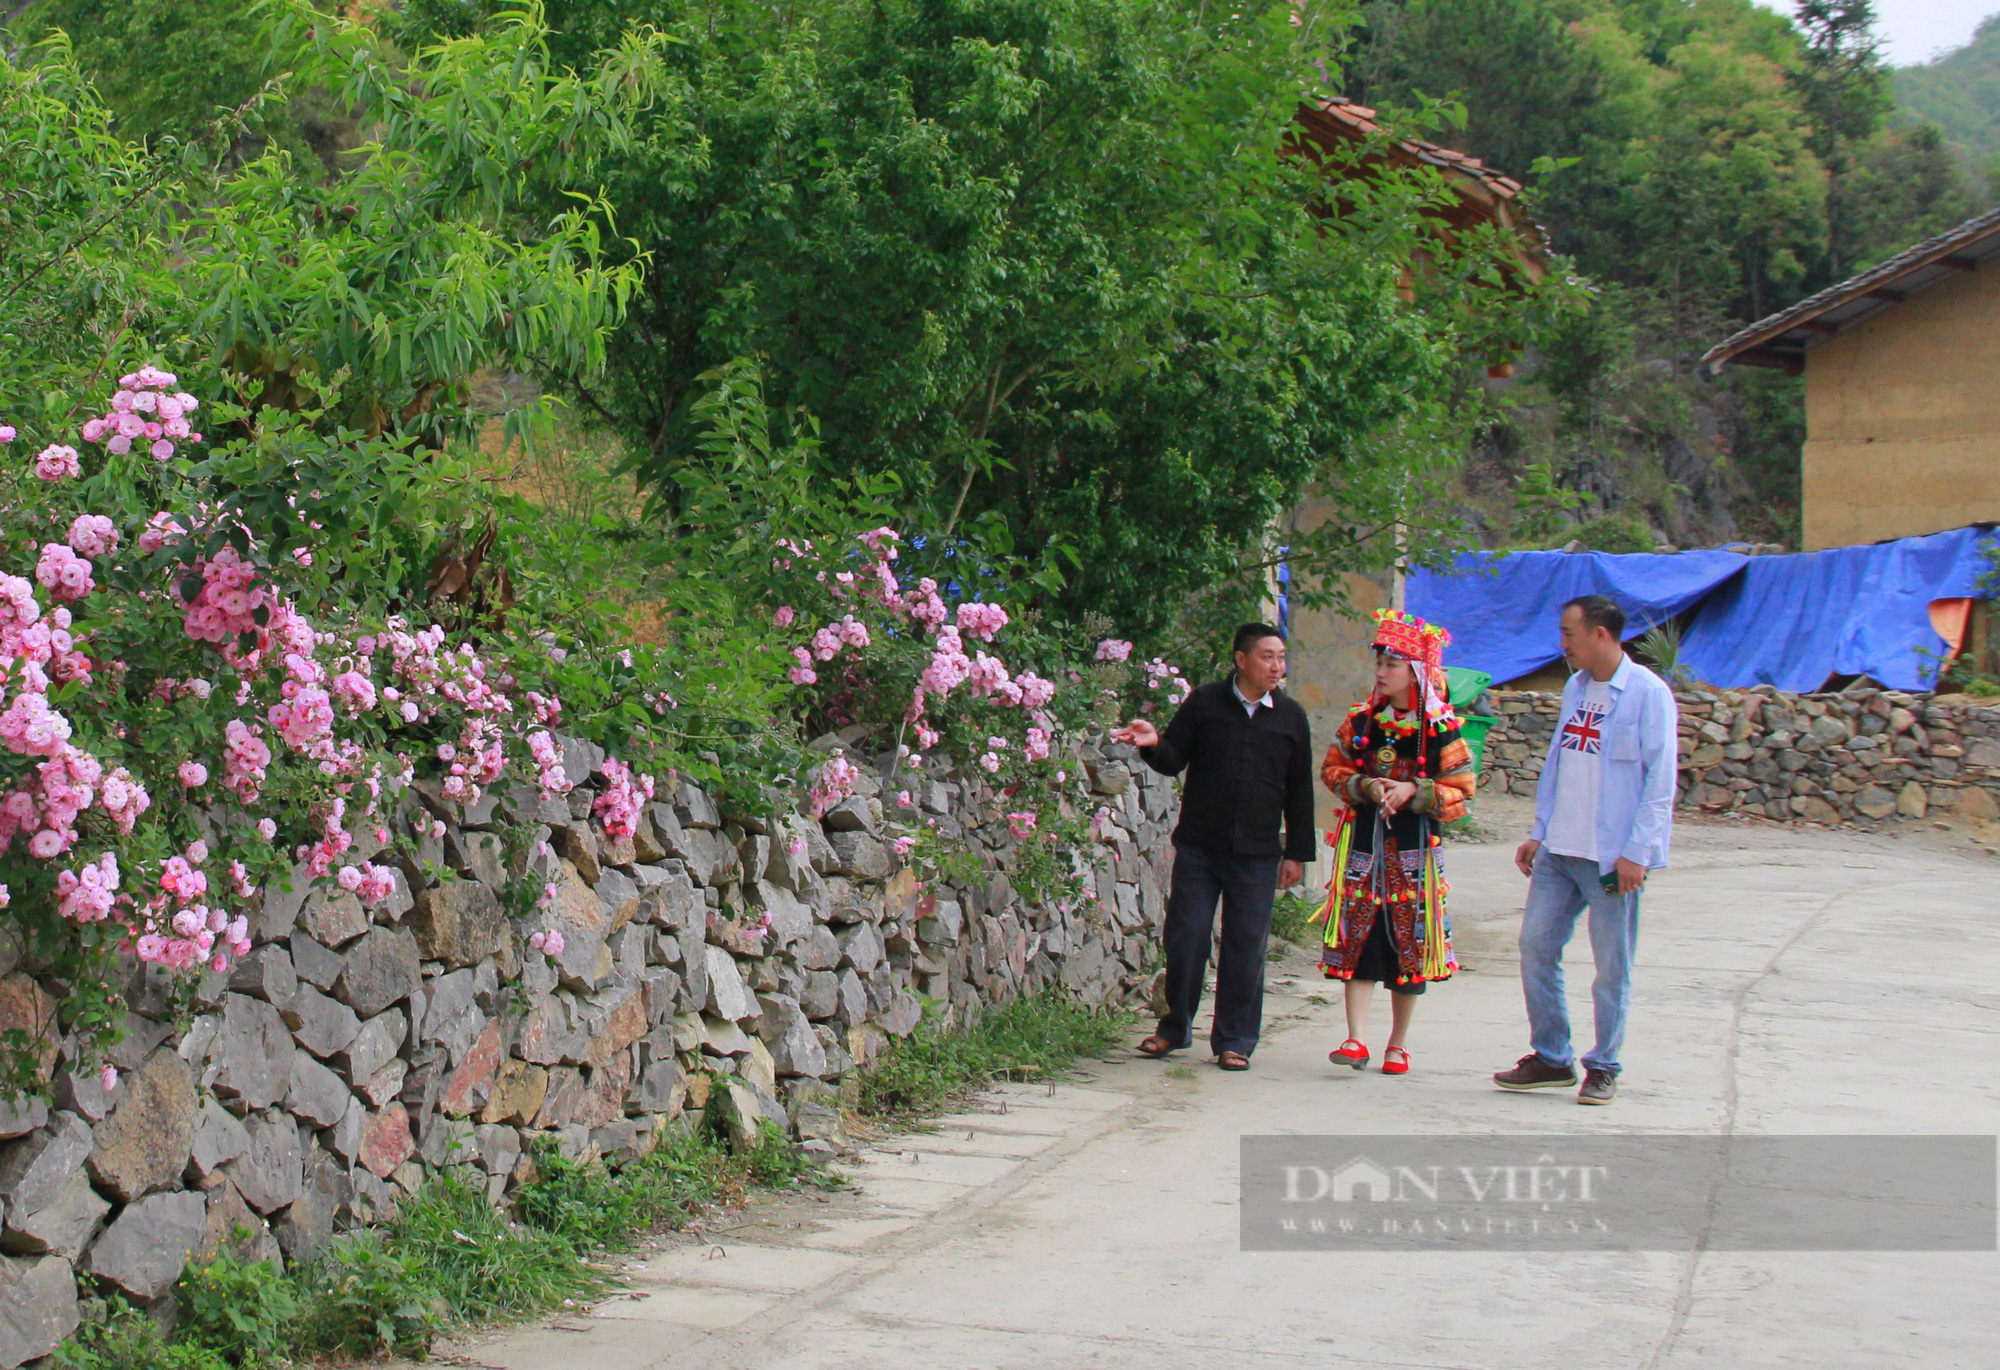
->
xmin=1112 ymin=623 xmax=1313 ymax=1071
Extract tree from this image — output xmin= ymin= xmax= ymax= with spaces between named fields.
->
xmin=390 ymin=0 xmax=1528 ymax=637
xmin=0 ymin=7 xmax=664 ymax=453
xmin=6 ymin=0 xmax=271 ymax=144
xmin=1791 ymin=1 xmax=1892 ymax=280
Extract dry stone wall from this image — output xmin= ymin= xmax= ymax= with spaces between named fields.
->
xmin=0 ymin=738 xmax=1176 ymax=1365
xmin=1479 ymin=685 xmax=2000 ymax=825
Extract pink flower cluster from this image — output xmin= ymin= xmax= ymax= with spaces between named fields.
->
xmin=268 ymin=685 xmax=334 ymax=751
xmin=332 ymin=669 xmax=377 ymax=713
xmin=0 ymin=690 xmax=69 ymax=757
xmin=334 ymin=861 xmax=398 ymax=906
xmin=178 ymin=547 xmax=275 ymax=648
xmin=528 ymin=731 xmax=572 ymax=799
xmin=67 ymin=515 xmax=118 ymax=558
xmin=1140 ymin=657 xmax=1190 ymax=703
xmin=905 ymin=578 xmax=948 ymax=630
xmin=0 ymin=580 xmax=92 ymax=692
xmin=78 ymin=367 xmax=201 ymax=463
xmin=33 ymin=446 xmax=80 ymax=482
xmin=297 ymin=799 xmax=357 ymax=880
xmin=133 ymin=845 xmax=250 ymax=973
xmin=1024 ymin=725 xmax=1053 ymax=762
xmin=1006 ymin=811 xmax=1039 ymax=839
xmin=35 ymin=544 xmax=93 ymax=602
xmin=956 ymin=602 xmax=1009 ymax=642
xmin=808 ymin=754 xmax=859 ymax=819
xmin=594 ymin=757 xmax=655 ymax=839
xmin=1096 ymin=639 xmax=1134 ymax=662
xmin=528 ymin=928 xmax=567 ymax=957
xmin=919 ymin=627 xmax=972 ymax=696
xmin=221 ymin=720 xmax=273 ymax=802
xmin=55 ymin=853 xmax=120 ymax=921
xmin=3 ymin=746 xmax=107 ymax=858
xmin=101 ymin=767 xmax=150 ymax=833
xmin=139 ymin=511 xmax=186 ymax=553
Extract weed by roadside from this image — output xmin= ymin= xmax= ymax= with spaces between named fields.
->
xmin=1269 ymin=891 xmax=1323 ymax=951
xmin=852 ymin=991 xmax=1130 ymax=1121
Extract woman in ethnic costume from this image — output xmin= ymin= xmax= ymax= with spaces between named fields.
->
xmin=1312 ymin=609 xmax=1474 ymax=1076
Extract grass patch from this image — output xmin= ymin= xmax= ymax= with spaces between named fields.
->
xmin=852 ymin=991 xmax=1129 ymax=1121
xmin=513 ymin=1128 xmax=732 ymax=1252
xmin=57 ymin=1115 xmax=825 ymax=1368
xmin=380 ymin=1169 xmax=604 ymax=1327
xmin=1269 ymin=890 xmax=1323 ymax=950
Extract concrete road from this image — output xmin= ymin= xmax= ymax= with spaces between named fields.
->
xmin=440 ymin=800 xmax=2000 ymax=1370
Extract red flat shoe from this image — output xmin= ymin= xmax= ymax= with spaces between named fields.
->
xmin=1382 ymin=1046 xmax=1410 ymax=1076
xmin=1330 ymin=1039 xmax=1369 ymax=1070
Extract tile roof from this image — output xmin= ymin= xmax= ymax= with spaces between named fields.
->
xmin=1290 ymin=97 xmax=1547 ymax=278
xmin=1703 ymin=205 xmax=2000 ymax=373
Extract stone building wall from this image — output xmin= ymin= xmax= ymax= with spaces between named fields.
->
xmin=0 ymin=739 xmax=1176 ymax=1365
xmin=1478 ymin=686 xmax=2000 ymax=825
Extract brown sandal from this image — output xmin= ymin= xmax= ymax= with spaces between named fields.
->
xmin=1136 ymin=1035 xmax=1179 ymax=1059
xmin=1217 ymin=1051 xmax=1251 ymax=1071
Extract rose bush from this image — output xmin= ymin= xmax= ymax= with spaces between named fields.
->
xmin=0 ymin=371 xmax=646 ymax=1092
xmin=764 ymin=524 xmax=1191 ymax=922
xmin=0 ymin=355 xmax=1184 ymax=1097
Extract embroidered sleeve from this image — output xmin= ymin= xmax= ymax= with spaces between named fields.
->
xmin=1410 ymin=727 xmax=1475 ymax=821
xmin=1321 ymin=706 xmax=1370 ymax=805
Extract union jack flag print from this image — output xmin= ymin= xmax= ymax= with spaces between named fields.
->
xmin=1559 ymin=701 xmax=1607 ymax=754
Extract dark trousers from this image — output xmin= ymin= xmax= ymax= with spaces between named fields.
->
xmin=1157 ymin=841 xmax=1279 ymax=1057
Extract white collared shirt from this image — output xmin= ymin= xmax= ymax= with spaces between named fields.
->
xmin=1231 ymin=678 xmax=1273 ymax=718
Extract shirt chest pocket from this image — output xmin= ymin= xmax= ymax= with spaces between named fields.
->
xmin=1606 ymin=716 xmax=1642 ymax=762
xmin=1242 ymin=727 xmax=1294 ymax=777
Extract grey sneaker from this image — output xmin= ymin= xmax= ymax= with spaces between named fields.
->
xmin=1578 ymin=1069 xmax=1617 ymax=1105
xmin=1493 ymin=1053 xmax=1579 ymax=1091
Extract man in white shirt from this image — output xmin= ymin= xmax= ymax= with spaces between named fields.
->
xmin=1493 ymin=595 xmax=1679 ymax=1105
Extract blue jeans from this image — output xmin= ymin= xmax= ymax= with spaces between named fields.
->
xmin=1520 ymin=849 xmax=1641 ymax=1075
xmin=1157 ymin=842 xmax=1279 ymax=1057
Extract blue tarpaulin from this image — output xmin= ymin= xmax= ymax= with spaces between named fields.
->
xmin=1405 ymin=527 xmax=1995 ymax=692
xmin=1678 ymin=526 xmax=1995 ymax=692
xmin=1407 ymin=549 xmax=1750 ymax=683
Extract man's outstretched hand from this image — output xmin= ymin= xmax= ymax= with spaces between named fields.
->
xmin=1111 ymin=719 xmax=1159 ymax=749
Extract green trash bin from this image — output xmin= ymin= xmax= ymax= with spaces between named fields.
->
xmin=1458 ymin=714 xmax=1497 ymax=775
xmin=1445 ymin=667 xmax=1498 ymax=778
xmin=1445 ymin=666 xmax=1494 ymax=713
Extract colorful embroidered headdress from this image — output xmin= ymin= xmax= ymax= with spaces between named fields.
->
xmin=1370 ymin=608 xmax=1453 ymax=721
xmin=1370 ymin=608 xmax=1450 ymax=670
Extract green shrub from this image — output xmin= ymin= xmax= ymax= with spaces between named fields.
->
xmin=513 ymin=1126 xmax=753 ymax=1251
xmin=1566 ymin=514 xmax=1656 ymax=554
xmin=293 ymin=1232 xmax=443 ymax=1361
xmin=739 ymin=1117 xmax=834 ymax=1189
xmin=53 ymin=1310 xmax=229 ymax=1370
xmin=383 ymin=1170 xmax=604 ymax=1326
xmin=174 ymin=1253 xmax=299 ymax=1366
xmin=853 ymin=992 xmax=1128 ymax=1120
